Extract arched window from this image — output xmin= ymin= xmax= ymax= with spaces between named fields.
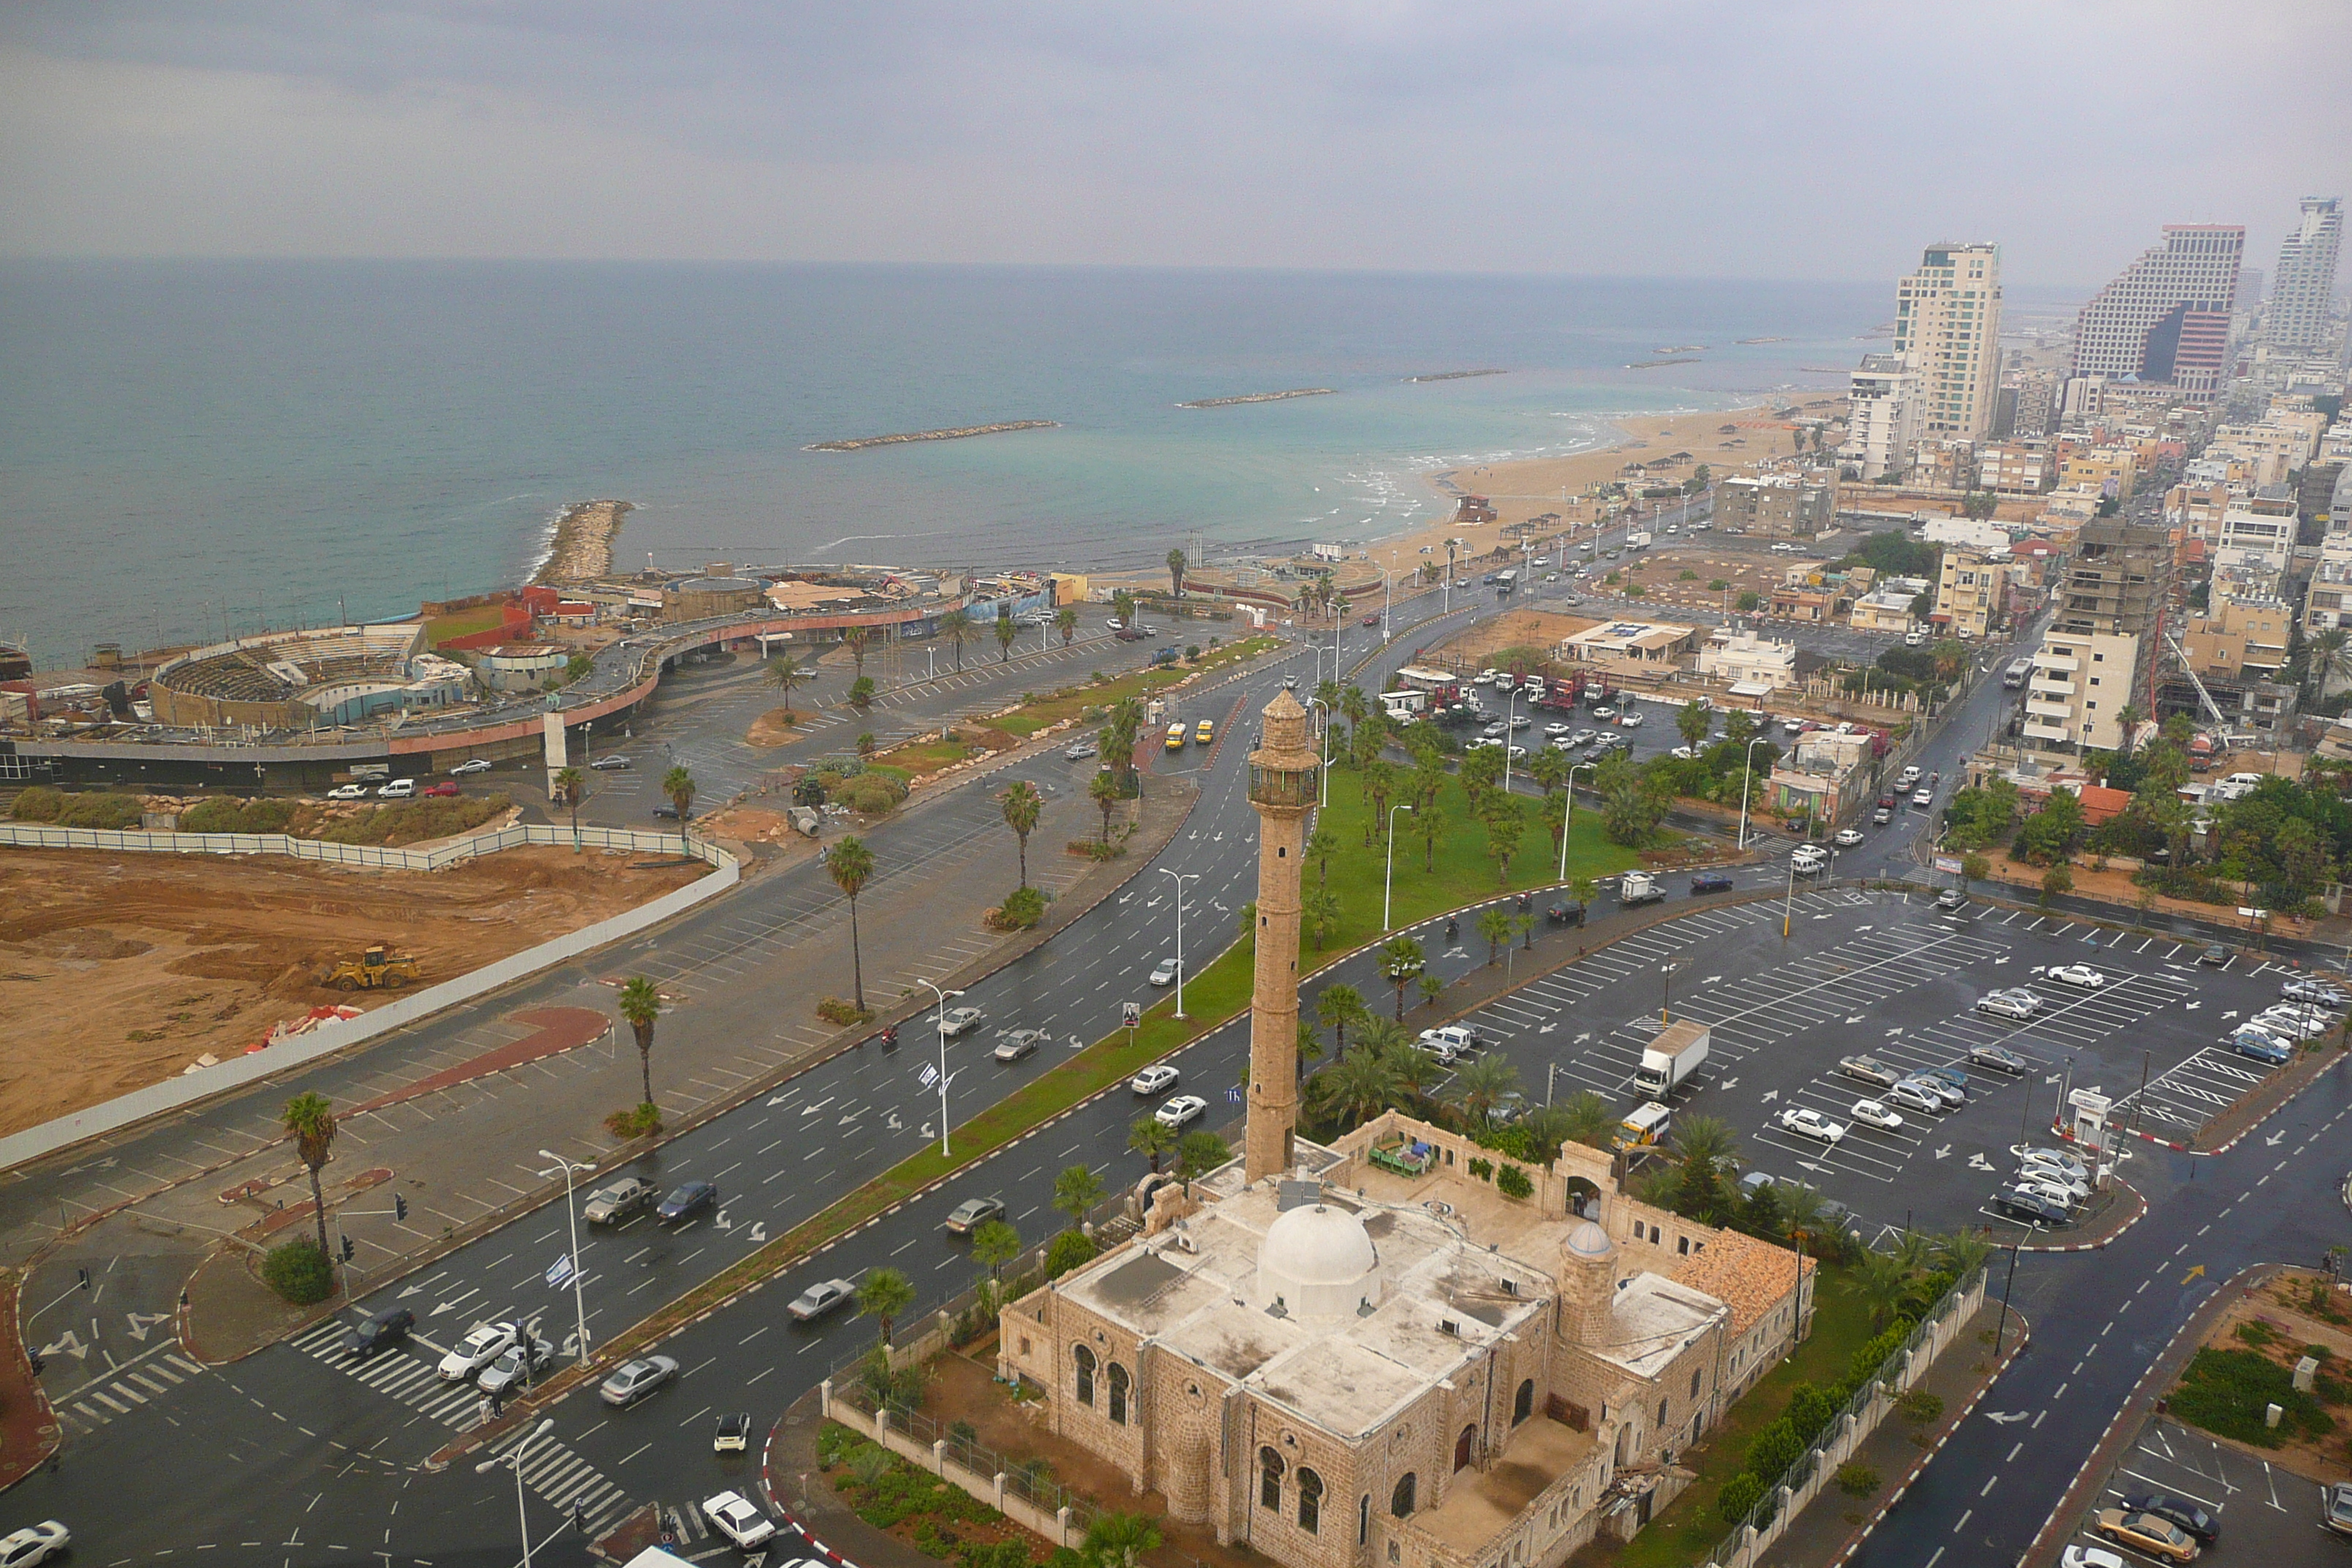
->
xmin=1297 ymin=1469 xmax=1324 ymax=1534
xmin=1513 ymin=1379 xmax=1535 ymax=1426
xmin=1107 ymin=1363 xmax=1130 ymax=1425
xmin=1259 ymin=1447 xmax=1285 ymax=1511
xmin=1454 ymin=1424 xmax=1477 ymax=1471
xmin=1358 ymin=1495 xmax=1371 ymax=1545
xmin=1073 ymin=1345 xmax=1096 ymax=1406
xmin=1390 ymin=1473 xmax=1417 ymax=1518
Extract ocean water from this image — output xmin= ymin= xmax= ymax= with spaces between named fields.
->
xmin=0 ymin=261 xmax=1890 ymax=668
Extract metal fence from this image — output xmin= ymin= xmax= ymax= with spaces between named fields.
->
xmin=830 ymin=1376 xmax=1106 ymax=1530
xmin=0 ymin=818 xmax=732 ymax=872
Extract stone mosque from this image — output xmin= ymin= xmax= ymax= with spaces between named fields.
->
xmin=997 ymin=690 xmax=1814 ymax=1568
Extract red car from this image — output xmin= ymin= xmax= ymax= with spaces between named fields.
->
xmin=1360 ymin=613 xmax=1380 ymax=626
xmin=422 ymin=781 xmax=462 ymax=798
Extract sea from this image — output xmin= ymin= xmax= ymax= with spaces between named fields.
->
xmin=2 ymin=260 xmax=1923 ymax=668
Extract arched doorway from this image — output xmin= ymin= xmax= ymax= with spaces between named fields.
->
xmin=1390 ymin=1473 xmax=1417 ymax=1518
xmin=1454 ymin=1424 xmax=1477 ymax=1471
xmin=1562 ymin=1177 xmax=1602 ymax=1220
xmin=1513 ymin=1379 xmax=1535 ymax=1426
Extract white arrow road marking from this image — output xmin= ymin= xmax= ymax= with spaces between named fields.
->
xmin=1934 ymin=1145 xmax=1951 ymax=1160
xmin=1539 ymin=1023 xmax=1557 ymax=1034
xmin=399 ymin=1284 xmax=427 ymax=1299
xmin=749 ymin=1223 xmax=768 ymax=1245
xmin=714 ymin=1210 xmax=731 ymax=1231
xmin=1846 ymin=1014 xmax=1866 ymax=1024
xmin=1068 ymin=1035 xmax=1087 ymax=1051
xmin=1719 ymin=1077 xmax=1739 ymax=1090
xmin=1885 ymin=1027 xmax=1906 ymax=1037
xmin=919 ymin=1123 xmax=935 ymax=1139
xmin=1969 ymin=1153 xmax=1995 ymax=1171
xmin=1704 ymin=974 xmax=1723 ymax=984
xmin=1213 ymin=832 xmax=1226 ymax=842
xmin=800 ymin=1097 xmax=834 ymax=1116
xmin=1984 ymin=1411 xmax=2028 ymax=1425
xmin=38 ymin=1330 xmax=88 ymax=1362
xmin=1574 ymin=1031 xmax=1591 ymax=1044
xmin=124 ymin=1311 xmax=173 ymax=1341
xmin=1796 ymin=1159 xmax=1828 ymax=1174
xmin=2185 ymin=1002 xmax=2201 ymax=1011
xmin=2266 ymin=1130 xmax=2287 ymax=1146
xmin=1813 ymin=913 xmax=1833 ymax=920
xmin=2046 ymin=1074 xmax=2062 ymax=1084
xmin=766 ymin=1093 xmax=795 ymax=1107
xmin=2220 ymin=1009 xmax=2236 ymax=1019
xmin=1759 ymin=1089 xmax=1780 ymax=1104
xmin=885 ymin=1112 xmax=903 ymax=1131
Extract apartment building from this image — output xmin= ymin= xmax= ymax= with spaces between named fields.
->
xmin=2215 ymin=490 xmax=2298 ymax=572
xmin=1978 ymin=442 xmax=2051 ymax=495
xmin=2021 ymin=630 xmax=2141 ymax=753
xmin=1934 ymin=549 xmax=2007 ymax=638
xmin=2051 ymin=516 xmax=2173 ymax=708
xmin=2267 ymin=197 xmax=2343 ymax=353
xmin=2303 ymin=533 xmax=2352 ymax=638
xmin=1893 ymin=244 xmax=2004 ymax=440
xmin=1996 ymin=369 xmax=2059 ymax=441
xmin=2058 ymin=448 xmax=2139 ymax=501
xmin=1850 ymin=576 xmax=1931 ymax=633
xmin=2180 ymin=589 xmax=2293 ymax=682
xmin=1714 ymin=472 xmax=1833 ymax=537
xmin=2163 ymin=481 xmax=2232 ymax=540
xmin=2072 ymin=225 xmax=2244 ymax=398
xmin=1840 ymin=353 xmax=1921 ymax=479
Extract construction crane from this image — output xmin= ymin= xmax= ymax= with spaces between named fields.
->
xmin=2162 ymin=630 xmax=2232 ymax=730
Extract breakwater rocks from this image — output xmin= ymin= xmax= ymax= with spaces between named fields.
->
xmin=1624 ymin=358 xmax=1702 ymax=369
xmin=805 ymin=421 xmax=1059 ymax=452
xmin=1176 ymin=388 xmax=1336 ymax=408
xmin=535 ymin=500 xmax=633 ymax=584
xmin=1405 ymin=369 xmax=1507 ymax=382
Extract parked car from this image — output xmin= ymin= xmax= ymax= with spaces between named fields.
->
xmin=2282 ymin=977 xmax=2350 ymax=1006
xmin=2045 ymin=963 xmax=2108 ymax=990
xmin=477 ymin=1333 xmax=555 ymax=1396
xmin=657 ymin=1180 xmax=718 ymax=1222
xmin=1776 ymin=1107 xmax=1845 ymax=1145
xmin=1417 ymin=1025 xmax=1484 ymax=1063
xmin=377 ymin=778 xmax=418 ymax=799
xmin=1885 ymin=1079 xmax=1945 ymax=1115
xmin=451 ymin=758 xmax=494 ymax=775
xmin=2230 ymin=1031 xmax=2293 ymax=1066
xmin=713 ymin=1412 xmax=754 ymax=1453
xmin=2021 ymin=1147 xmax=2091 ymax=1182
xmin=787 ymin=1278 xmax=857 ymax=1322
xmin=422 ymin=780 xmax=462 ymax=798
xmin=1838 ymin=1055 xmax=1900 ymax=1087
xmin=1968 ymin=1044 xmax=2029 ymax=1074
xmin=2018 ymin=1157 xmax=2090 ymax=1197
xmin=944 ymin=1197 xmax=1006 ymax=1234
xmin=1131 ymin=1064 xmax=1181 ymax=1096
xmin=1155 ymin=1094 xmax=1207 ymax=1129
xmin=992 ymin=1029 xmax=1047 ymax=1063
xmin=583 ymin=1176 xmax=657 ymax=1224
xmin=589 ymin=755 xmax=631 ymax=770
xmin=344 ymin=1306 xmax=415 ymax=1359
xmin=1850 ymin=1099 xmax=1904 ymax=1132
xmin=1618 ymin=712 xmax=1643 ymax=729
xmin=0 ymin=1525 xmax=70 ymax=1568
xmin=1976 ymin=989 xmax=2040 ymax=1020
xmin=1918 ymin=1065 xmax=1970 ymax=1096
xmin=2092 ymin=1508 xmax=2199 ymax=1563
xmin=1063 ymin=740 xmax=1098 ymax=761
xmin=1995 ymin=1186 xmax=2070 ymax=1225
xmin=599 ymin=1354 xmax=680 ymax=1407
xmin=2325 ymin=1480 xmax=2352 ymax=1538
xmin=938 ymin=1006 xmax=985 ymax=1038
xmin=1903 ymin=1074 xmax=1964 ymax=1110
xmin=327 ymin=783 xmax=369 ymax=800
xmin=2013 ymin=1175 xmax=2082 ymax=1210
xmin=2255 ymin=1006 xmax=2329 ymax=1039
xmin=438 ymin=1321 xmax=519 ymax=1382
xmin=2196 ymin=943 xmax=2230 ymax=966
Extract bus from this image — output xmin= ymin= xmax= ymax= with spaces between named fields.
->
xmin=2002 ymin=657 xmax=2032 ymax=690
xmin=1493 ymin=568 xmax=1519 ymax=593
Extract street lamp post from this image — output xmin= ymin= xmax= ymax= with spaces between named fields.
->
xmin=1782 ymin=854 xmax=1798 ymax=938
xmin=1660 ymin=962 xmax=1679 ymax=1025
xmin=477 ymin=1417 xmax=557 ymax=1568
xmin=1561 ymin=761 xmax=1598 ymax=881
xmin=1158 ymin=867 xmax=1197 ymax=1018
xmin=1501 ymin=687 xmax=1521 ymax=793
xmin=1384 ymin=803 xmax=1414 ymax=930
xmin=1736 ymin=735 xmax=1773 ymax=850
xmin=535 ymin=1150 xmax=594 ymax=1366
xmin=1308 ymin=697 xmax=1332 ymax=806
xmin=916 ymin=979 xmax=962 ymax=1158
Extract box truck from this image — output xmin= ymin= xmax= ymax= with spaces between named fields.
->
xmin=1634 ymin=1019 xmax=1710 ymax=1096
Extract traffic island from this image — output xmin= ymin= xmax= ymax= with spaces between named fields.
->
xmin=0 ymin=1268 xmax=59 ymax=1489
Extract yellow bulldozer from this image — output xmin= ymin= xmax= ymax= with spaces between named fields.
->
xmin=320 ymin=944 xmax=423 ymax=992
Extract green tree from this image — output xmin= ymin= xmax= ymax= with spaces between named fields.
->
xmin=1053 ymin=1164 xmax=1105 ymax=1227
xmin=1480 ymin=793 xmax=1528 ymax=885
xmin=551 ymin=764 xmax=586 ymax=849
xmin=1723 ymin=707 xmax=1758 ymax=747
xmin=828 ymin=835 xmax=877 ymax=1012
xmin=1084 ymin=1512 xmax=1164 ymax=1568
xmin=1671 ymin=1113 xmax=1739 ymax=1221
xmin=1111 ymin=588 xmax=1136 ymax=626
xmin=280 ymin=1090 xmax=339 ymax=1292
xmin=1414 ymin=799 xmax=1447 ymax=872
xmin=1676 ymin=700 xmax=1712 ymax=750
xmin=1360 ymin=757 xmax=1398 ymax=839
xmin=841 ymin=626 xmax=872 ymax=682
xmin=1595 ymin=751 xmax=1669 ymax=845
xmin=1089 ymin=769 xmax=1123 ymax=845
xmin=994 ymin=608 xmax=1018 ymax=664
xmin=618 ymin=976 xmax=663 ymax=1107
xmin=1417 ymin=972 xmax=1445 ymax=1010
xmin=1175 ymin=1130 xmax=1229 ymax=1186
xmin=1000 ymin=780 xmax=1043 ymax=889
xmin=1128 ymin=1115 xmax=1177 ymax=1173
xmin=1459 ymin=744 xmax=1505 ymax=801
xmin=849 ymin=676 xmax=876 ymax=708
xmin=1379 ymin=935 xmax=1426 ymax=1019
xmin=1056 ymin=605 xmax=1079 ymax=647
xmin=1555 ymin=1090 xmax=1618 ymax=1151
xmin=1847 ymin=1248 xmax=1917 ymax=1329
xmin=1447 ymin=1057 xmax=1521 ymax=1126
xmin=1166 ymin=551 xmax=1190 ymax=598
xmin=1307 ymin=823 xmax=1341 ymax=890
xmin=1316 ymin=983 xmax=1371 ymax=1055
xmin=765 ymin=652 xmax=813 ymax=718
xmin=971 ymin=1219 xmax=1022 ymax=1281
xmin=1304 ymin=884 xmax=1343 ymax=949
xmin=856 ymin=1267 xmax=915 ymax=1346
xmin=660 ymin=764 xmax=696 ymax=851
xmin=1477 ymin=905 xmax=1513 ymax=965
xmin=1308 ymin=1041 xmax=1404 ymax=1128
xmin=1959 ymin=852 xmax=1989 ymax=897
xmin=938 ymin=607 xmax=973 ymax=671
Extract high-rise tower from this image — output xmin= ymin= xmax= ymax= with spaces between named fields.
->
xmin=2268 ymin=197 xmax=2343 ymax=354
xmin=2072 ymin=225 xmax=2244 ymax=396
xmin=1891 ymin=243 xmax=2003 ymax=440
xmin=1243 ymin=689 xmax=1318 ymax=1183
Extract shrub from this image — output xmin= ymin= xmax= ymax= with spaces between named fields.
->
xmin=1738 ymin=591 xmax=1762 ymax=611
xmin=1466 ymin=1156 xmax=1494 ymax=1181
xmin=1186 ymin=645 xmax=1202 ymax=660
xmin=179 ymin=796 xmax=301 ymax=834
xmin=1834 ymin=1461 xmax=1880 ymax=1498
xmin=1495 ymin=1164 xmax=1533 ymax=1199
xmin=996 ymin=886 xmax=1047 ymax=929
xmin=2171 ymin=1346 xmax=2336 ymax=1446
xmin=1678 ymin=569 xmax=1699 ymax=581
xmin=9 ymin=786 xmax=64 ymax=821
xmin=1708 ymin=578 xmax=1729 ymax=592
xmin=56 ymin=793 xmax=147 ymax=829
xmin=1716 ymin=1471 xmax=1765 ymax=1524
xmin=817 ymin=997 xmax=873 ymax=1026
xmin=838 ymin=775 xmax=902 ymax=813
xmin=604 ymin=1101 xmax=663 ymax=1139
xmin=1044 ymin=1229 xmax=1098 ymax=1278
xmin=1785 ymin=1382 xmax=1839 ymax=1443
xmin=263 ymin=1239 xmax=334 ymax=1304
xmin=1742 ymin=1417 xmax=1805 ymax=1486
xmin=848 ymin=676 xmax=876 ymax=706
xmin=1895 ymin=1387 xmax=1942 ymax=1424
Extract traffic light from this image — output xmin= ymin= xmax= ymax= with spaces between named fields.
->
xmin=394 ymin=1194 xmax=408 ymax=1222
xmin=340 ymin=1235 xmax=355 ymax=1263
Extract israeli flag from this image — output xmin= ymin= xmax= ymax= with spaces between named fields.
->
xmin=918 ymin=1063 xmax=940 ymax=1090
xmin=545 ymin=1253 xmax=576 ymax=1289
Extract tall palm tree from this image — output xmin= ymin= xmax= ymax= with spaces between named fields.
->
xmin=1000 ymin=780 xmax=1042 ymax=888
xmin=971 ymin=1220 xmax=1022 ymax=1282
xmin=281 ymin=1091 xmax=338 ymax=1286
xmin=1128 ymin=1115 xmax=1178 ymax=1173
xmin=1553 ymin=1090 xmax=1618 ymax=1152
xmin=2111 ymin=702 xmax=2144 ymax=759
xmin=1303 ymin=885 xmax=1342 ymax=949
xmin=2310 ymin=627 xmax=2352 ymax=696
xmin=1084 ymin=1512 xmax=1164 ymax=1568
xmin=1931 ymin=1228 xmax=1994 ymax=1282
xmin=660 ymin=764 xmax=696 ymax=852
xmin=1376 ymin=1025 xmax=1441 ymax=1104
xmin=1339 ymin=685 xmax=1369 ymax=732
xmin=618 ymin=976 xmax=663 ymax=1106
xmin=1307 ymin=1041 xmax=1403 ymax=1128
xmin=1307 ymin=823 xmax=1340 ymax=889
xmin=828 ymin=835 xmax=876 ymax=1013
xmin=1378 ymin=935 xmax=1426 ymax=1019
xmin=993 ymin=608 xmax=1018 ymax=665
xmin=765 ymin=652 xmax=813 ymax=719
xmin=1776 ymin=1179 xmax=1827 ymax=1253
xmin=938 ymin=608 xmax=973 ymax=671
xmin=1110 ymin=589 xmax=1136 ymax=626
xmin=1315 ymin=983 xmax=1371 ymax=1054
xmin=1166 ymin=548 xmax=1186 ymax=598
xmin=1052 ymin=1164 xmax=1105 ymax=1228
xmin=1676 ymin=700 xmax=1712 ymax=750
xmin=841 ymin=626 xmax=872 ymax=682
xmin=856 ymin=1267 xmax=914 ymax=1346
xmin=1089 ymin=769 xmax=1122 ymax=844
xmin=552 ymin=764 xmax=586 ymax=850
xmin=1055 ymin=606 xmax=1079 ymax=647
xmin=1847 ymin=1248 xmax=1916 ymax=1329
xmin=1446 ymin=1057 xmax=1520 ymax=1126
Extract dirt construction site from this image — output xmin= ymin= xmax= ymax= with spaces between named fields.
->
xmin=0 ymin=845 xmax=709 ymax=1139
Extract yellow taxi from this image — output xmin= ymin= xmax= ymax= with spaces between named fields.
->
xmin=1195 ymin=719 xmax=1215 ymax=745
xmin=1165 ymin=723 xmax=1187 ymax=751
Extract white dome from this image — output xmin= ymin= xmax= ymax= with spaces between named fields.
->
xmin=1564 ymin=1220 xmax=1616 ymax=1260
xmin=1258 ymin=1204 xmax=1381 ymax=1318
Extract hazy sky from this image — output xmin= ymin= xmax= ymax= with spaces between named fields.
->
xmin=4 ymin=1 xmax=2347 ymax=287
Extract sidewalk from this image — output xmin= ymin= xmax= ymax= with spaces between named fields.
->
xmin=764 ymin=1384 xmax=943 ymax=1568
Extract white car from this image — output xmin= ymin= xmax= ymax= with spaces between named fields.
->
xmin=937 ymin=1006 xmax=985 ymax=1038
xmin=1155 ymin=1094 xmax=1207 ymax=1129
xmin=1618 ymin=712 xmax=1643 ymax=728
xmin=702 ymin=1490 xmax=777 ymax=1549
xmin=2013 ymin=1175 xmax=2080 ymax=1210
xmin=1149 ymin=957 xmax=1180 ymax=987
xmin=786 ymin=1278 xmax=856 ymax=1322
xmin=326 ymin=783 xmax=369 ymax=800
xmin=1777 ymin=1107 xmax=1846 ymax=1145
xmin=2061 ymin=1548 xmax=2127 ymax=1568
xmin=1833 ymin=827 xmax=1864 ymax=847
xmin=1104 ymin=618 xmax=1124 ymax=631
xmin=451 ymin=758 xmax=494 ymax=775
xmin=1545 ymin=723 xmax=1573 ymax=739
xmin=437 ymin=1320 xmax=519 ymax=1381
xmin=2021 ymin=1146 xmax=2090 ymax=1181
xmin=1770 ymin=541 xmax=1796 ymax=552
xmin=2045 ymin=963 xmax=2107 ymax=990
xmin=2017 ymin=1161 xmax=2091 ymax=1202
xmin=1850 ymin=1099 xmax=1904 ymax=1132
xmin=1130 ymin=1064 xmax=1181 ymax=1096
xmin=0 ymin=1525 xmax=69 ymax=1568
xmin=1897 ymin=766 xmax=1922 ymax=788
xmin=377 ymin=778 xmax=417 ymax=799
xmin=1910 ymin=788 xmax=1934 ymax=807
xmin=2255 ymin=1007 xmax=2329 ymax=1039
xmin=1790 ymin=846 xmax=1829 ymax=875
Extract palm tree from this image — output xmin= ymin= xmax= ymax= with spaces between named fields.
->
xmin=1776 ymin=1180 xmax=1828 ymax=1253
xmin=1931 ymin=1228 xmax=1994 ymax=1282
xmin=1376 ymin=1025 xmax=1441 ymax=1104
xmin=2311 ymin=628 xmax=2352 ymax=697
xmin=1308 ymin=1041 xmax=1404 ymax=1128
xmin=1052 ymin=1165 xmax=1105 ymax=1228
xmin=1315 ymin=984 xmax=1371 ymax=1054
xmin=841 ymin=626 xmax=872 ymax=682
xmin=828 ymin=836 xmax=876 ymax=1011
xmin=1303 ymin=884 xmax=1342 ymax=949
xmin=938 ymin=608 xmax=973 ymax=671
xmin=1673 ymin=1113 xmax=1738 ymax=1215
xmin=1166 ymin=549 xmax=1186 ymax=598
xmin=765 ymin=653 xmax=813 ymax=719
xmin=618 ymin=976 xmax=662 ymax=1106
xmin=660 ymin=764 xmax=696 ymax=852
xmin=1847 ymin=1248 xmax=1916 ymax=1329
xmin=1339 ymin=685 xmax=1370 ymax=733
xmin=1379 ymin=935 xmax=1426 ymax=1019
xmin=1175 ymin=1130 xmax=1230 ymax=1188
xmin=993 ymin=608 xmax=1018 ymax=665
xmin=1000 ymin=780 xmax=1042 ymax=888
xmin=1446 ymin=1057 xmax=1520 ymax=1126
xmin=1110 ymin=589 xmax=1136 ymax=627
xmin=1084 ymin=1511 xmax=1164 ymax=1568
xmin=1089 ymin=769 xmax=1122 ymax=844
xmin=971 ymin=1220 xmax=1022 ymax=1282
xmin=1554 ymin=1090 xmax=1618 ymax=1151
xmin=1723 ymin=706 xmax=1758 ymax=747
xmin=281 ymin=1090 xmax=338 ymax=1287
xmin=1676 ymin=699 xmax=1712 ymax=750
xmin=2111 ymin=702 xmax=2144 ymax=759
xmin=1128 ymin=1115 xmax=1177 ymax=1172
xmin=856 ymin=1267 xmax=915 ymax=1346
xmin=1056 ymin=606 xmax=1079 ymax=647
xmin=551 ymin=765 xmax=586 ymax=850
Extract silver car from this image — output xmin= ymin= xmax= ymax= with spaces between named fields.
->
xmin=477 ymin=1334 xmax=554 ymax=1395
xmin=599 ymin=1354 xmax=680 ymax=1406
xmin=787 ymin=1278 xmax=856 ymax=1322
xmin=582 ymin=1176 xmax=657 ymax=1224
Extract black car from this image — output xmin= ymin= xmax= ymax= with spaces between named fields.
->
xmin=1545 ymin=903 xmax=1586 ymax=925
xmin=657 ymin=1180 xmax=719 ymax=1222
xmin=1689 ymin=872 xmax=1734 ymax=894
xmin=1994 ymin=1186 xmax=2069 ymax=1224
xmin=344 ymin=1307 xmax=415 ymax=1359
xmin=2122 ymin=1492 xmax=2219 ymax=1545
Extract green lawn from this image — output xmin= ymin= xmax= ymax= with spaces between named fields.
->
xmin=1600 ymin=1270 xmax=1870 ymax=1568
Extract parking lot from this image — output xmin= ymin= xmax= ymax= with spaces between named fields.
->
xmin=2062 ymin=1416 xmax=2342 ymax=1566
xmin=1415 ymin=889 xmax=2316 ymax=1240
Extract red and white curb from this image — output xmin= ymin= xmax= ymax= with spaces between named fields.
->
xmin=2016 ymin=1179 xmax=2146 ymax=1255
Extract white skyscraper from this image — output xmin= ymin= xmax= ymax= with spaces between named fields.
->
xmin=1891 ymin=243 xmax=2003 ymax=440
xmin=2267 ymin=197 xmax=2343 ymax=353
xmin=1841 ymin=354 xmax=1921 ymax=478
xmin=2072 ymin=225 xmax=2244 ymax=395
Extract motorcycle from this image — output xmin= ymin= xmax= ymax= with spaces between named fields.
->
xmin=880 ymin=1025 xmax=900 ymax=1051
xmin=1445 ymin=917 xmax=1460 ymax=943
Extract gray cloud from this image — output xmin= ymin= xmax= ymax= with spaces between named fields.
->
xmin=3 ymin=0 xmax=2346 ymax=283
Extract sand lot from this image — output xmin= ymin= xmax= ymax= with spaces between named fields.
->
xmin=1597 ymin=545 xmax=1787 ymax=614
xmin=0 ymin=845 xmax=708 ymax=1137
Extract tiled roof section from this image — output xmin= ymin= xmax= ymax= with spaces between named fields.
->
xmin=1669 ymin=1228 xmax=1809 ymax=1337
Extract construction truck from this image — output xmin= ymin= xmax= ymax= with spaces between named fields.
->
xmin=321 ymin=945 xmax=422 ymax=992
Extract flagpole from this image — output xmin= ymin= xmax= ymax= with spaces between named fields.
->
xmin=538 ymin=1150 xmax=592 ymax=1368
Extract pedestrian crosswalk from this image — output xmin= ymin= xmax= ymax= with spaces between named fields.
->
xmin=286 ymin=1316 xmax=635 ymax=1538
xmin=56 ymin=1350 xmax=210 ymax=1436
